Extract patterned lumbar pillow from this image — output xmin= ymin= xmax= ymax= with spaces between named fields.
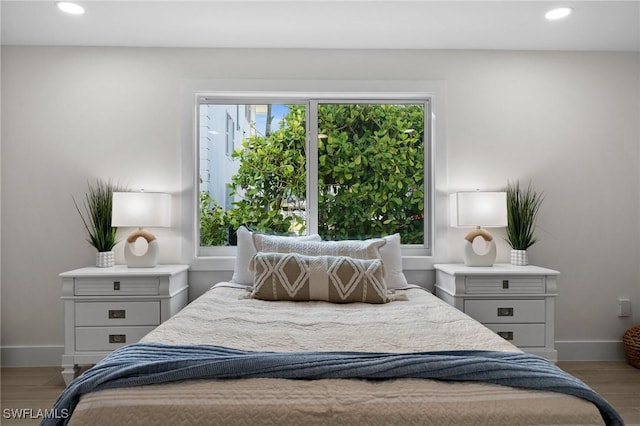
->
xmin=249 ymin=252 xmax=390 ymax=304
xmin=231 ymin=226 xmax=321 ymax=285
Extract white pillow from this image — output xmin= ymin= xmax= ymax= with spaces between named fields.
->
xmin=230 ymin=226 xmax=321 ymax=285
xmin=380 ymin=233 xmax=409 ymax=289
xmin=253 ymin=234 xmax=385 ymax=260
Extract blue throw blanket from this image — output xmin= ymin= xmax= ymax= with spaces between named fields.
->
xmin=43 ymin=342 xmax=623 ymax=426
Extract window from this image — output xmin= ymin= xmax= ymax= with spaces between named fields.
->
xmin=197 ymin=95 xmax=431 ymax=254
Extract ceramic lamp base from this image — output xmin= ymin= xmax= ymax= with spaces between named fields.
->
xmin=463 ymin=228 xmax=497 ymax=267
xmin=124 ymin=229 xmax=160 ymax=268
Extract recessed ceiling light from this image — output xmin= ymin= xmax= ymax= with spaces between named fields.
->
xmin=56 ymin=2 xmax=85 ymax=15
xmin=545 ymin=7 xmax=572 ymax=21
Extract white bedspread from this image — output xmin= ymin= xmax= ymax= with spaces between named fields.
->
xmin=69 ymin=284 xmax=603 ymax=426
xmin=142 ymin=283 xmax=518 ymax=353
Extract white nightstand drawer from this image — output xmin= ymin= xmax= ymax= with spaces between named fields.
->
xmin=61 ymin=265 xmax=190 ymax=385
xmin=434 ymin=264 xmax=558 ymax=361
xmin=75 ymin=301 xmax=160 ymax=326
xmin=464 ymin=299 xmax=545 ymax=323
xmin=75 ymin=326 xmax=156 ymax=351
xmin=74 ymin=277 xmax=160 ymax=296
xmin=484 ymin=323 xmax=545 ymax=347
xmin=465 ymin=276 xmax=545 ymax=294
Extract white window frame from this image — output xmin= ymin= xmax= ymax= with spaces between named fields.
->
xmin=180 ymin=80 xmax=448 ymax=271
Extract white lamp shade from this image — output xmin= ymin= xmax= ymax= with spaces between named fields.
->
xmin=450 ymin=191 xmax=507 ymax=228
xmin=112 ymin=192 xmax=171 ymax=228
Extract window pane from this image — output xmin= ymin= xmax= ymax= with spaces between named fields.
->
xmin=317 ymin=103 xmax=425 ymax=244
xmin=199 ymin=103 xmax=307 ymax=246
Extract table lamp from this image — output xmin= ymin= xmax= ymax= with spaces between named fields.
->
xmin=112 ymin=191 xmax=171 ymax=267
xmin=450 ymin=191 xmax=507 ymax=266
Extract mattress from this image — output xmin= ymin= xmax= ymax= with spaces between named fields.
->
xmin=67 ymin=284 xmax=603 ymax=425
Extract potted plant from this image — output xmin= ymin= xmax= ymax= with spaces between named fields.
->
xmin=505 ymin=180 xmax=544 ymax=266
xmin=73 ymin=179 xmax=122 ymax=267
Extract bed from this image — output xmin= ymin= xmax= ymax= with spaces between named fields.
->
xmin=46 ymin=231 xmax=622 ymax=425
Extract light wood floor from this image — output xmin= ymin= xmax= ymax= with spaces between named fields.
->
xmin=557 ymin=361 xmax=640 ymax=425
xmin=1 ymin=362 xmax=639 ymax=425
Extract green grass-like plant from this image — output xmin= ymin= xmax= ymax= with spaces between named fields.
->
xmin=505 ymin=180 xmax=544 ymax=250
xmin=73 ymin=179 xmax=122 ymax=252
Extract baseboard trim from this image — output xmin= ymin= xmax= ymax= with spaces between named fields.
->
xmin=1 ymin=345 xmax=64 ymax=367
xmin=556 ymin=340 xmax=626 ymax=361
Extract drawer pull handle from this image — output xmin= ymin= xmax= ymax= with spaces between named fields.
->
xmin=108 ymin=309 xmax=126 ymax=319
xmin=113 ymin=281 xmax=121 ymax=291
xmin=502 ymin=280 xmax=509 ymax=289
xmin=497 ymin=331 xmax=514 ymax=341
xmin=109 ymin=334 xmax=126 ymax=344
xmin=497 ymin=307 xmax=514 ymax=317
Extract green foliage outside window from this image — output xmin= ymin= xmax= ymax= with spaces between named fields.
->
xmin=317 ymin=104 xmax=424 ymax=242
xmin=199 ymin=103 xmax=425 ymax=246
xmin=229 ymin=105 xmax=307 ymax=235
xmin=199 ymin=190 xmax=232 ymax=247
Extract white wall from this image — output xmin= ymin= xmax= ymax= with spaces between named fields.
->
xmin=1 ymin=47 xmax=638 ymax=365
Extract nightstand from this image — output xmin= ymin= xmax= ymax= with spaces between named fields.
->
xmin=434 ymin=264 xmax=559 ymax=361
xmin=60 ymin=264 xmax=189 ymax=385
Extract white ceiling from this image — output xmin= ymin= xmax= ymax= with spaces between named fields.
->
xmin=2 ymin=1 xmax=639 ymax=51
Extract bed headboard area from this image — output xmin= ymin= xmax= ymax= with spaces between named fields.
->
xmin=187 ymin=226 xmax=436 ymax=302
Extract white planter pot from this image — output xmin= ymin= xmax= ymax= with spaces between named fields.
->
xmin=96 ymin=251 xmax=115 ymax=268
xmin=510 ymin=249 xmax=529 ymax=266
